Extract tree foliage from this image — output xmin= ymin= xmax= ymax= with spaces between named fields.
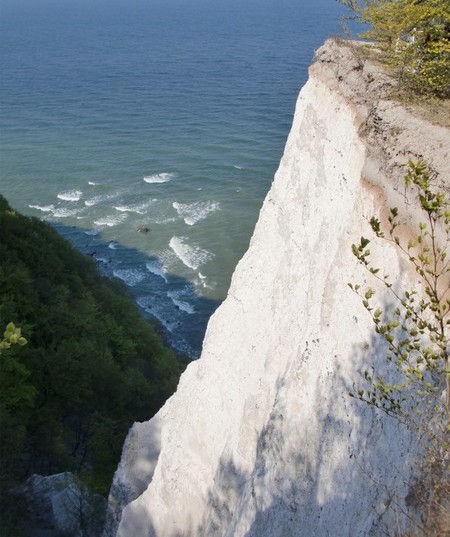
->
xmin=0 ymin=321 xmax=27 ymax=353
xmin=349 ymin=161 xmax=449 ymax=533
xmin=0 ymin=322 xmax=34 ymax=418
xmin=0 ymin=195 xmax=184 ymax=530
xmin=338 ymin=0 xmax=450 ymax=97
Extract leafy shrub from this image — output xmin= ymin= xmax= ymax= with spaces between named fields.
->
xmin=338 ymin=0 xmax=450 ymax=98
xmin=349 ymin=162 xmax=449 ymax=534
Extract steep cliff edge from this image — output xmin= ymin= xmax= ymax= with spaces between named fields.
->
xmin=104 ymin=39 xmax=450 ymax=537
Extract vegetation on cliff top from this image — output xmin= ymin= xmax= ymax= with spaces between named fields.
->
xmin=338 ymin=0 xmax=450 ymax=98
xmin=0 ymin=195 xmax=184 ymax=531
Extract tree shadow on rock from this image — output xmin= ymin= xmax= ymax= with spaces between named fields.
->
xmin=108 ymin=295 xmax=421 ymax=537
xmin=155 ymin=316 xmax=416 ymax=536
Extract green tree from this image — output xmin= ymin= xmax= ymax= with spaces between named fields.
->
xmin=0 ymin=322 xmax=33 ymax=420
xmin=0 ymin=321 xmax=27 ymax=353
xmin=0 ymin=193 xmax=184 ymax=508
xmin=338 ymin=0 xmax=450 ymax=97
xmin=0 ymin=322 xmax=34 ymax=536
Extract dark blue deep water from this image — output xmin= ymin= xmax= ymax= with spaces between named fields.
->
xmin=0 ymin=0 xmax=345 ymax=357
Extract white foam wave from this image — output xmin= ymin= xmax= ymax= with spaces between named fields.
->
xmin=234 ymin=165 xmax=243 ymax=170
xmin=154 ymin=217 xmax=177 ymax=225
xmin=172 ymin=200 xmax=219 ymax=226
xmin=94 ymin=213 xmax=128 ymax=227
xmin=108 ymin=241 xmax=118 ymax=249
xmin=53 ymin=207 xmax=83 ymax=218
xmin=57 ymin=190 xmax=82 ymax=202
xmin=195 ymin=271 xmax=213 ymax=290
xmin=143 ymin=173 xmax=174 ymax=184
xmin=94 ymin=255 xmax=109 ymax=264
xmin=136 ymin=297 xmax=174 ymax=332
xmin=167 ymin=291 xmax=195 ymax=314
xmin=146 ymin=261 xmax=168 ymax=282
xmin=113 ymin=200 xmax=155 ymax=214
xmin=29 ymin=204 xmax=55 ymax=213
xmin=85 ymin=192 xmax=119 ymax=207
xmin=84 ymin=229 xmax=100 ymax=236
xmin=169 ymin=237 xmax=213 ymax=270
xmin=30 ymin=202 xmax=84 ymax=218
xmin=113 ymin=268 xmax=146 ymax=287
xmin=88 ymin=181 xmax=97 ymax=186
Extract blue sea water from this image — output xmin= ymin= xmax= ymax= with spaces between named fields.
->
xmin=0 ymin=0 xmax=345 ymax=357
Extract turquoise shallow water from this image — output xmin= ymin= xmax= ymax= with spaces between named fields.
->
xmin=0 ymin=0 xmax=345 ymax=357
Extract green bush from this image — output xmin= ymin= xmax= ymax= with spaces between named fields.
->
xmin=339 ymin=0 xmax=450 ymax=97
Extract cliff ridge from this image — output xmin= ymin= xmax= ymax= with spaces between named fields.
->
xmin=104 ymin=39 xmax=450 ymax=537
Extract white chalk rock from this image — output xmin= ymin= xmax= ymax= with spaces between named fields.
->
xmin=105 ymin=39 xmax=450 ymax=537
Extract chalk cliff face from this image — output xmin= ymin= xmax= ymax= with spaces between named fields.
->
xmin=104 ymin=40 xmax=449 ymax=537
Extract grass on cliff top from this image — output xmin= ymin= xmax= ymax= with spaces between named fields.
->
xmin=339 ymin=39 xmax=450 ymax=129
xmin=398 ymin=94 xmax=450 ymax=129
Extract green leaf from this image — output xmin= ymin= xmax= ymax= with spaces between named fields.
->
xmin=360 ymin=237 xmax=370 ymax=249
xmin=365 ymin=289 xmax=374 ymax=300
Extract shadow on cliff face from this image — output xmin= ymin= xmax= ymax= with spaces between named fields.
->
xmin=216 ymin=307 xmax=418 ymax=537
xmin=201 ymin=339 xmax=414 ymax=537
xmin=121 ymin=301 xmax=418 ymax=537
xmin=99 ymin=259 xmax=427 ymax=537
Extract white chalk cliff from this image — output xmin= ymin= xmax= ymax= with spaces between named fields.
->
xmin=104 ymin=40 xmax=450 ymax=537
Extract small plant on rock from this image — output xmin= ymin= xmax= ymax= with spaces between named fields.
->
xmin=349 ymin=160 xmax=450 ymax=535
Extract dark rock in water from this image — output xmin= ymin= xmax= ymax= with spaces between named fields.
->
xmin=16 ymin=473 xmax=106 ymax=537
xmin=138 ymin=226 xmax=150 ymax=233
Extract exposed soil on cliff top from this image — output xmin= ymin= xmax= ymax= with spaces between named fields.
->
xmin=312 ymin=39 xmax=449 ymax=190
xmin=318 ymin=38 xmax=450 ymax=129
xmin=401 ymin=96 xmax=450 ymax=129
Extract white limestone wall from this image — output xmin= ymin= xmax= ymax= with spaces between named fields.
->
xmin=105 ymin=40 xmax=449 ymax=537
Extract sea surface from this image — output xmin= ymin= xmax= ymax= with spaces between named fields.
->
xmin=0 ymin=0 xmax=346 ymax=357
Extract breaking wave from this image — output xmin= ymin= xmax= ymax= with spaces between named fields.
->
xmin=29 ymin=204 xmax=55 ymax=213
xmin=167 ymin=290 xmax=195 ymax=314
xmin=93 ymin=213 xmax=128 ymax=227
xmin=136 ymin=296 xmax=175 ymax=332
xmin=172 ymin=200 xmax=219 ymax=226
xmin=85 ymin=192 xmax=120 ymax=207
xmin=143 ymin=173 xmax=174 ymax=184
xmin=113 ymin=200 xmax=155 ymax=214
xmin=113 ymin=268 xmax=146 ymax=286
xmin=169 ymin=236 xmax=213 ymax=270
xmin=146 ymin=260 xmax=168 ymax=282
xmin=57 ymin=190 xmax=82 ymax=202
xmin=52 ymin=207 xmax=84 ymax=218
